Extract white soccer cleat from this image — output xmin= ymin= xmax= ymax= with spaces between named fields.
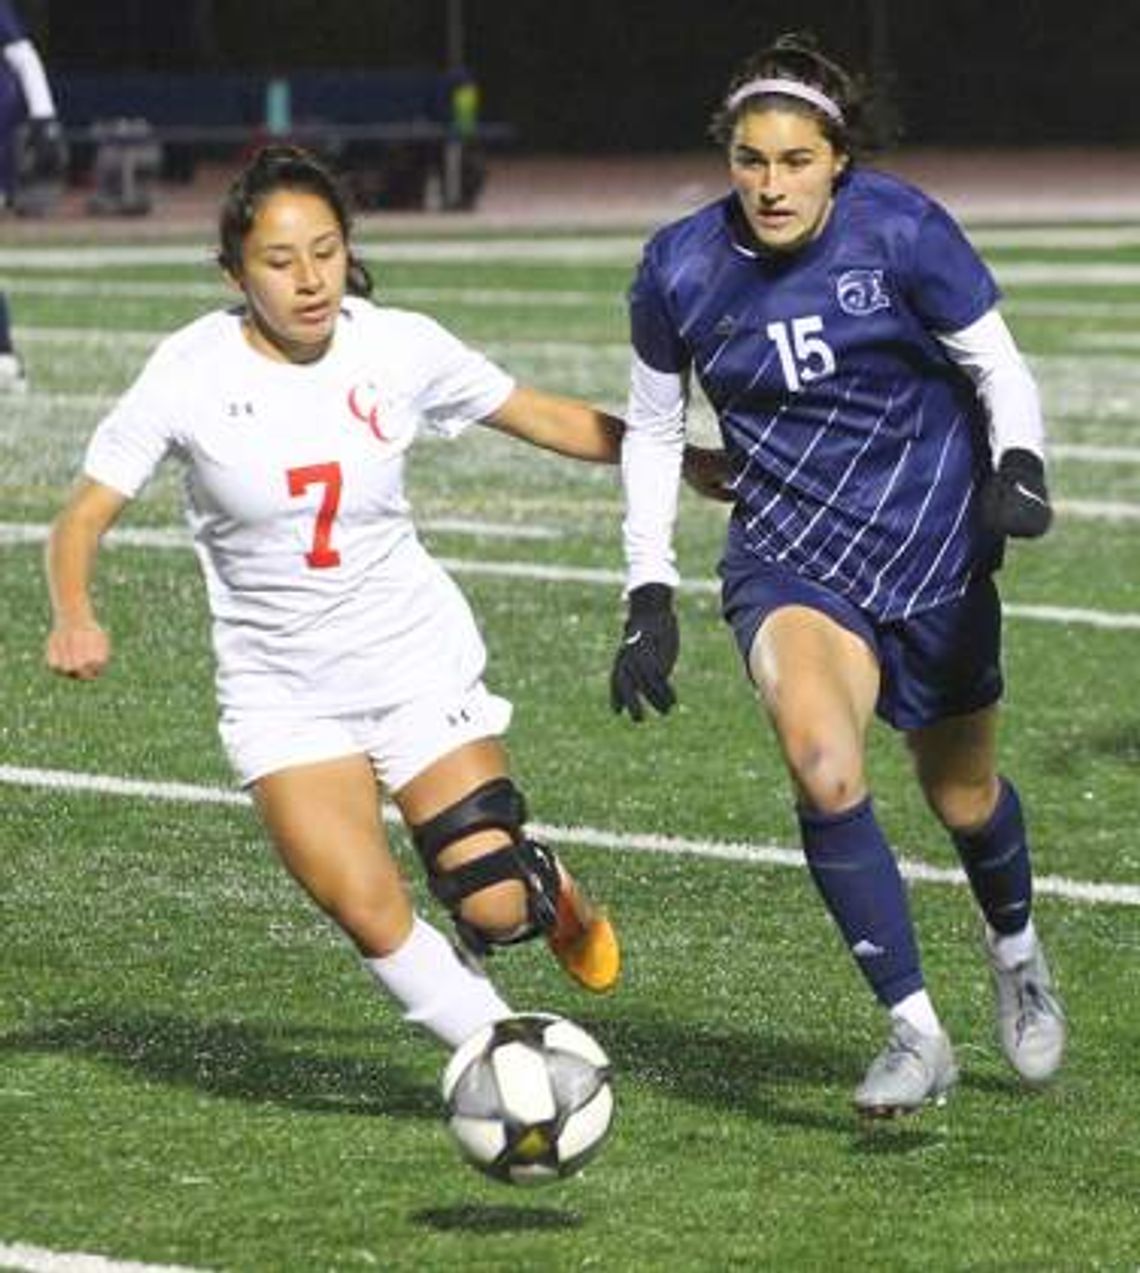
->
xmin=986 ymin=935 xmax=1066 ymax=1084
xmin=854 ymin=1018 xmax=958 ymax=1118
xmin=0 ymin=351 xmax=28 ymax=394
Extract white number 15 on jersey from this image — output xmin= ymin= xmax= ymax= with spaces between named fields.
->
xmin=766 ymin=316 xmax=836 ymax=393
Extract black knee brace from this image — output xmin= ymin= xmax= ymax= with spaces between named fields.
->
xmin=410 ymin=777 xmax=560 ymax=955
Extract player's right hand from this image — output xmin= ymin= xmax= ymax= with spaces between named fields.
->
xmin=23 ymin=117 xmax=68 ymax=181
xmin=610 ymin=584 xmax=679 ymax=721
xmin=46 ymin=623 xmax=111 ymax=680
xmin=980 ymin=448 xmax=1053 ymax=539
xmin=682 ymin=444 xmax=734 ymax=503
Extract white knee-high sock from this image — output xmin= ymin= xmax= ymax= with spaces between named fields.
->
xmin=364 ymin=915 xmax=512 ymax=1048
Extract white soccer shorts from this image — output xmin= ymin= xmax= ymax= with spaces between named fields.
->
xmin=219 ymin=682 xmax=513 ymax=792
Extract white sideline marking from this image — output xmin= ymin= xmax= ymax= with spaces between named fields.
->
xmin=7 ymin=276 xmax=1140 ymax=320
xmin=1 ymin=764 xmax=1137 ymax=909
xmin=6 ymin=240 xmax=1140 ymax=280
xmin=4 ymin=523 xmax=1140 ymax=629
xmin=1055 ymin=498 xmax=1140 ymax=521
xmin=0 ymin=518 xmax=559 ymax=546
xmin=0 ymin=276 xmax=604 ymax=309
xmin=0 ymin=1241 xmax=208 ymax=1272
xmin=971 ymin=225 xmax=1140 ymax=249
xmin=972 ymin=262 xmax=1140 ymax=287
xmin=1052 ymin=444 xmax=1140 ymax=464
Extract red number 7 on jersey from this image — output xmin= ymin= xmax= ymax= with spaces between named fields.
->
xmin=287 ymin=461 xmax=342 ymax=568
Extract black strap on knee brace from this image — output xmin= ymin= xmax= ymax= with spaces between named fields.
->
xmin=410 ymin=777 xmax=560 ymax=949
xmin=412 ymin=777 xmax=527 ymax=871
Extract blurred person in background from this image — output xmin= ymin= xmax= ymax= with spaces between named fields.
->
xmin=44 ymin=145 xmax=622 ymax=1055
xmin=609 ymin=32 xmax=1065 ymax=1116
xmin=1 ymin=0 xmax=66 ymax=391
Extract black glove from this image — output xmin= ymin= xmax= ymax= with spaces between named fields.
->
xmin=610 ymin=583 xmax=679 ymax=721
xmin=980 ymin=448 xmax=1052 ymax=539
xmin=19 ymin=117 xmax=67 ymax=183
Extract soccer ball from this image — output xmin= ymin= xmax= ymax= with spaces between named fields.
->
xmin=441 ymin=1013 xmax=615 ymax=1185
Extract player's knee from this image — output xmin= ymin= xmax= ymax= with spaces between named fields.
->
xmin=782 ymin=730 xmax=865 ymax=813
xmin=410 ymin=777 xmax=561 ymax=955
xmin=454 ymin=874 xmax=528 ymax=938
xmin=922 ymin=772 xmax=1000 ymax=832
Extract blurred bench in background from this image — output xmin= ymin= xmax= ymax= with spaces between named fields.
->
xmin=52 ymin=68 xmax=513 ymax=214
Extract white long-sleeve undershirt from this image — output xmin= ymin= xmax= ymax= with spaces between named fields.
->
xmin=621 ymin=355 xmax=687 ymax=592
xmin=935 ymin=308 xmax=1046 ymax=461
xmin=3 ymin=37 xmax=57 ymax=119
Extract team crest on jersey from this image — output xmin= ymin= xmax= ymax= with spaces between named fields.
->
xmin=836 ymin=269 xmax=890 ymax=317
xmin=347 ymin=380 xmax=390 ymax=441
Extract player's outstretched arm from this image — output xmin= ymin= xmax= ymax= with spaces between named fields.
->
xmin=45 ymin=478 xmax=129 ymax=681
xmin=481 ymin=385 xmax=624 ymax=461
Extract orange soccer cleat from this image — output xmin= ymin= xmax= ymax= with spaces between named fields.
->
xmin=546 ymin=873 xmax=621 ymax=993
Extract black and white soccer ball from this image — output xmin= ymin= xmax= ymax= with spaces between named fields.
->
xmin=441 ymin=1013 xmax=615 ymax=1185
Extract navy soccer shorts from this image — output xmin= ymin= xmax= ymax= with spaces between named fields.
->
xmin=720 ymin=556 xmax=1003 ymax=731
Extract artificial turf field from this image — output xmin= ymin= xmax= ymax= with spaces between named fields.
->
xmin=1 ymin=215 xmax=1139 ymax=1270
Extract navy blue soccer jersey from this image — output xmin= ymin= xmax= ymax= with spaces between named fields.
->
xmin=630 ymin=167 xmax=1004 ymax=621
xmin=0 ymin=1 xmax=26 ymax=47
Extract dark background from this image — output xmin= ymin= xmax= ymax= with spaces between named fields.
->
xmin=20 ymin=0 xmax=1140 ymax=152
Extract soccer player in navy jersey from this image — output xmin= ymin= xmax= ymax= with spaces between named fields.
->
xmin=610 ymin=32 xmax=1065 ymax=1116
xmin=0 ymin=0 xmax=64 ymax=391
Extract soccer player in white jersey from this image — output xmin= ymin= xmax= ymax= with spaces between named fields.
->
xmin=0 ymin=0 xmax=65 ymax=391
xmin=45 ymin=144 xmax=622 ymax=1053
xmin=609 ymin=33 xmax=1065 ymax=1116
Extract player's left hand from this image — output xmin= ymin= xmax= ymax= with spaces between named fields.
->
xmin=980 ymin=448 xmax=1053 ymax=538
xmin=610 ymin=583 xmax=679 ymax=721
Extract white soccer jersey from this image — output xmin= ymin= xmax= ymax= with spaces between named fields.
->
xmin=84 ymin=296 xmax=515 ymax=714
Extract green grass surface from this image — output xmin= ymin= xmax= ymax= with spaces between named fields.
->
xmin=2 ymin=224 xmax=1139 ymax=1271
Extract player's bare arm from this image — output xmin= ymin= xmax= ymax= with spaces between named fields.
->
xmin=45 ymin=477 xmax=128 ymax=680
xmin=481 ymin=384 xmax=624 ymax=461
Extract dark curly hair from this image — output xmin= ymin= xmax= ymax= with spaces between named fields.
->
xmin=216 ymin=144 xmax=374 ymax=297
xmin=708 ymin=32 xmax=874 ymax=159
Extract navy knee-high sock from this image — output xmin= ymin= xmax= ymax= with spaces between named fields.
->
xmin=950 ymin=777 xmax=1032 ymax=936
xmin=799 ymin=797 xmax=924 ymax=1009
xmin=0 ymin=293 xmax=12 ymax=353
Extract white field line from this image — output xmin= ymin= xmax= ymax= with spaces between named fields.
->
xmin=970 ymin=225 xmax=1140 ymax=249
xmin=1003 ymin=298 xmax=1140 ymax=320
xmin=0 ymin=240 xmax=647 ymax=269
xmin=8 ymin=274 xmax=1140 ymax=319
xmin=1069 ymin=330 xmax=1140 ymax=350
xmin=3 ymin=523 xmax=1140 ymax=628
xmin=994 ymin=262 xmax=1140 ymax=286
xmin=2 ymin=764 xmax=1137 ymax=909
xmin=0 ymin=276 xmax=605 ymax=309
xmin=6 ymin=239 xmax=1140 ymax=283
xmin=0 ymin=519 xmax=558 ymax=546
xmin=1055 ymin=499 xmax=1140 ymax=521
xmin=1052 ymin=443 xmax=1140 ymax=463
xmin=0 ymin=1241 xmax=209 ymax=1273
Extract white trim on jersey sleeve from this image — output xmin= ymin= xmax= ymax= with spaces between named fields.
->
xmin=621 ymin=353 xmax=686 ymax=593
xmin=936 ymin=309 xmax=1045 ymax=462
xmin=2 ymin=38 xmax=56 ymax=118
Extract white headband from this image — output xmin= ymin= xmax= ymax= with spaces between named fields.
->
xmin=725 ymin=77 xmax=844 ymax=124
